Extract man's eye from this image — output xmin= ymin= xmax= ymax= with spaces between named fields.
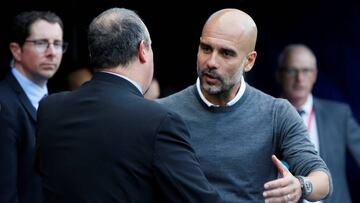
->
xmin=221 ymin=50 xmax=235 ymax=57
xmin=54 ymin=41 xmax=63 ymax=46
xmin=223 ymin=50 xmax=231 ymax=56
xmin=288 ymin=69 xmax=296 ymax=74
xmin=35 ymin=41 xmax=48 ymax=46
xmin=200 ymin=44 xmax=211 ymax=52
xmin=54 ymin=43 xmax=63 ymax=47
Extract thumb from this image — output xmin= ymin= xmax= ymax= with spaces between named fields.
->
xmin=271 ymin=155 xmax=288 ymax=177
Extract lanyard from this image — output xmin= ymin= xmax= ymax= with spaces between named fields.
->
xmin=306 ymin=108 xmax=315 ymax=132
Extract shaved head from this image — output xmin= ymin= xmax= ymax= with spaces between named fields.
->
xmin=202 ymin=9 xmax=257 ymax=52
xmin=196 ymin=8 xmax=258 ymax=105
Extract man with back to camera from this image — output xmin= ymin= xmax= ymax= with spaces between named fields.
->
xmin=35 ymin=7 xmax=221 ymax=203
xmin=276 ymin=43 xmax=360 ymax=203
xmin=158 ymin=8 xmax=332 ymax=202
xmin=0 ymin=11 xmax=67 ymax=203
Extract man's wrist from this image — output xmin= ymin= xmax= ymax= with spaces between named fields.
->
xmin=296 ymin=176 xmax=312 ymax=198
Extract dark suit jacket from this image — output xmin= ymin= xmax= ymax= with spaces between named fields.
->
xmin=314 ymin=97 xmax=360 ymax=203
xmin=0 ymin=72 xmax=42 ymax=203
xmin=36 ymin=72 xmax=220 ymax=203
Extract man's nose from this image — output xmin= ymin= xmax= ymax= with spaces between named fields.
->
xmin=206 ymin=53 xmax=219 ymax=68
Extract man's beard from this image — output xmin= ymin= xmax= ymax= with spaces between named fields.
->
xmin=198 ymin=68 xmax=242 ymax=96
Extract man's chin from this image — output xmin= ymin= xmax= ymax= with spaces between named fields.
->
xmin=291 ymin=93 xmax=308 ymax=101
xmin=40 ymin=72 xmax=56 ymax=80
xmin=203 ymin=84 xmax=221 ymax=95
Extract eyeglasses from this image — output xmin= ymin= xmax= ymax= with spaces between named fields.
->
xmin=281 ymin=67 xmax=316 ymax=77
xmin=24 ymin=39 xmax=68 ymax=54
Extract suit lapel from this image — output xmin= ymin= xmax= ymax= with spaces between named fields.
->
xmin=313 ymin=98 xmax=325 ymax=157
xmin=6 ymin=73 xmax=37 ymax=121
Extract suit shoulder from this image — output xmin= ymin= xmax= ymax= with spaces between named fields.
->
xmin=315 ymin=97 xmax=350 ymax=110
xmin=141 ymin=98 xmax=184 ymax=123
xmin=143 ymin=98 xmax=175 ymax=114
xmin=40 ymin=91 xmax=70 ymax=107
xmin=0 ymin=79 xmax=15 ymax=97
xmin=0 ymin=82 xmax=21 ymax=108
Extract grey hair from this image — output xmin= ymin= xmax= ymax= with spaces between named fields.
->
xmin=88 ymin=8 xmax=150 ymax=69
xmin=277 ymin=44 xmax=317 ymax=70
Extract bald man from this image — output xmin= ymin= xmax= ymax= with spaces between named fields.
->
xmin=158 ymin=9 xmax=332 ymax=202
xmin=277 ymin=44 xmax=360 ymax=203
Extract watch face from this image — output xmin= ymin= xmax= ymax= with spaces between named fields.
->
xmin=304 ymin=178 xmax=313 ymax=195
xmin=297 ymin=176 xmax=312 ymax=197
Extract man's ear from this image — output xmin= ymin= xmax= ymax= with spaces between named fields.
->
xmin=9 ymin=42 xmax=22 ymax=61
xmin=244 ymin=51 xmax=257 ymax=72
xmin=138 ymin=40 xmax=147 ymax=63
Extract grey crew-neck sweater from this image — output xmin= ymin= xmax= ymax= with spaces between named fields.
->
xmin=157 ymin=84 xmax=331 ymax=202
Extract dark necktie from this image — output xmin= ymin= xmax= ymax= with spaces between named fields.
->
xmin=297 ymin=109 xmax=305 ymax=116
xmin=40 ymin=93 xmax=48 ymax=102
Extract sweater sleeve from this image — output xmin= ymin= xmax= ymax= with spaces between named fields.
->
xmin=274 ymin=99 xmax=333 ymax=196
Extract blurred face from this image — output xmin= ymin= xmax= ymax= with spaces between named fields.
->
xmin=144 ymin=79 xmax=160 ymax=100
xmin=279 ymin=48 xmax=317 ymax=105
xmin=197 ymin=37 xmax=247 ymax=96
xmin=68 ymin=68 xmax=92 ymax=90
xmin=11 ymin=20 xmax=65 ymax=86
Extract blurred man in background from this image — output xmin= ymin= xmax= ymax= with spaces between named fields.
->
xmin=277 ymin=43 xmax=360 ymax=203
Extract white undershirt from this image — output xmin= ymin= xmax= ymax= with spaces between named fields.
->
xmin=299 ymin=94 xmax=322 ymax=203
xmin=298 ymin=94 xmax=320 ymax=152
xmin=196 ymin=76 xmax=246 ymax=107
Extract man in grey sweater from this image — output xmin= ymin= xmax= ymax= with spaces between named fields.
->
xmin=157 ymin=8 xmax=332 ymax=202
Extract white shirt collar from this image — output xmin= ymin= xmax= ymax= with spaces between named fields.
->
xmin=100 ymin=71 xmax=143 ymax=94
xmin=196 ymin=76 xmax=246 ymax=107
xmin=299 ymin=94 xmax=313 ymax=115
xmin=11 ymin=67 xmax=48 ymax=110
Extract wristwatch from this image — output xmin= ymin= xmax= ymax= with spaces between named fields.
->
xmin=296 ymin=176 xmax=312 ymax=198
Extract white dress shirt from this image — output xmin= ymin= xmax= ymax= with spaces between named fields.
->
xmin=196 ymin=76 xmax=246 ymax=107
xmin=12 ymin=68 xmax=48 ymax=110
xmin=299 ymin=94 xmax=322 ymax=203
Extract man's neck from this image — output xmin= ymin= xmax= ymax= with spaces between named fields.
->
xmin=14 ymin=66 xmax=47 ymax=87
xmin=196 ymin=77 xmax=246 ymax=107
xmin=202 ymin=84 xmax=241 ymax=106
xmin=288 ymin=97 xmax=308 ymax=109
xmin=203 ymin=92 xmax=234 ymax=106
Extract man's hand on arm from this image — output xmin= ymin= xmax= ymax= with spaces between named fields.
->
xmin=263 ymin=155 xmax=330 ymax=203
xmin=263 ymin=155 xmax=302 ymax=203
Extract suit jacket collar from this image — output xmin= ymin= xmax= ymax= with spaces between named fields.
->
xmin=5 ymin=72 xmax=37 ymax=121
xmin=313 ymin=97 xmax=325 ymax=156
xmin=91 ymin=72 xmax=143 ymax=97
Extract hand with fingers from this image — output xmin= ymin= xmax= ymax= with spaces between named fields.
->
xmin=263 ymin=155 xmax=302 ymax=203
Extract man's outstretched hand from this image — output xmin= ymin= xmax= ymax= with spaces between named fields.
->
xmin=263 ymin=155 xmax=302 ymax=203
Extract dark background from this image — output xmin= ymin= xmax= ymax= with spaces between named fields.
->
xmin=1 ymin=0 xmax=359 ymax=200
